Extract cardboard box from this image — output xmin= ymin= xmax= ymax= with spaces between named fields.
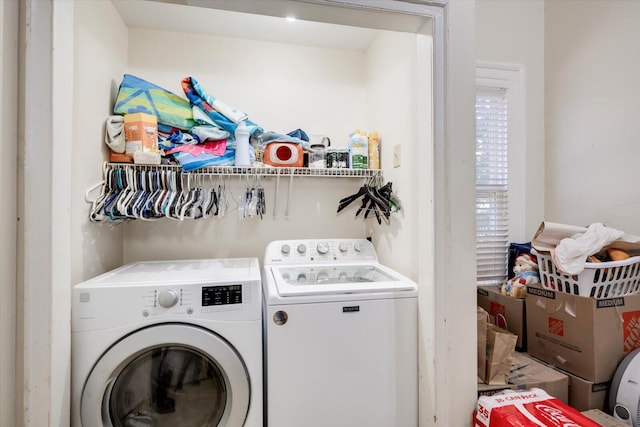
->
xmin=581 ymin=409 xmax=628 ymax=427
xmin=109 ymin=151 xmax=134 ymax=163
xmin=566 ymin=370 xmax=610 ymax=412
xmin=474 ymin=388 xmax=598 ymax=427
xmin=526 ymin=285 xmax=640 ymax=383
xmin=477 ymin=286 xmax=526 ymax=350
xmin=124 ymin=112 xmax=158 ymax=153
xmin=528 ymin=353 xmax=610 ymax=411
xmin=477 ymin=352 xmax=569 ymax=404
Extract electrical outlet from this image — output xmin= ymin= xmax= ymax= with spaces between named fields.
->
xmin=393 ymin=144 xmax=401 ymax=168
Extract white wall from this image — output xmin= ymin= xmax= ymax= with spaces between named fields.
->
xmin=475 ymin=0 xmax=545 ymax=240
xmin=366 ymin=30 xmax=425 ymax=280
xmin=119 ymin=27 xmax=408 ymax=264
xmin=545 ymin=0 xmax=640 ymax=235
xmin=0 ymin=1 xmax=18 ymax=425
xmin=72 ymin=0 xmax=128 ymax=285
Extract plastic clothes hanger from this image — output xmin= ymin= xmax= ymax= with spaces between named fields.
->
xmin=89 ymin=164 xmax=113 ymax=222
xmin=153 ymin=170 xmax=168 ymax=217
xmin=141 ymin=170 xmax=161 ymax=220
xmin=362 ymin=181 xmax=392 ymax=222
xmin=337 ymin=177 xmax=394 ymax=224
xmin=189 ymin=175 xmax=206 ymax=219
xmin=130 ymin=170 xmax=147 ymax=218
xmin=337 ymin=180 xmax=369 ymax=213
xmin=217 ymin=178 xmax=228 ymax=218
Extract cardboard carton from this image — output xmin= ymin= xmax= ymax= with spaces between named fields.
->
xmin=124 ymin=112 xmax=158 ymax=153
xmin=566 ymin=370 xmax=609 ymax=412
xmin=474 ymin=388 xmax=599 ymax=427
xmin=477 ymin=286 xmax=527 ymax=350
xmin=581 ymin=409 xmax=628 ymax=427
xmin=526 ymin=285 xmax=640 ymax=382
xmin=477 ymin=352 xmax=569 ymax=404
xmin=109 ymin=151 xmax=134 ymax=163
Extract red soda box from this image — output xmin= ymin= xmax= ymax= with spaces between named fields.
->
xmin=474 ymin=388 xmax=601 ymax=427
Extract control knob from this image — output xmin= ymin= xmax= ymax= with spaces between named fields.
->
xmin=158 ymin=289 xmax=179 ymax=308
xmin=339 ymin=243 xmax=349 ymax=253
xmin=317 ymin=242 xmax=329 ymax=255
xmin=354 ymin=242 xmax=363 ymax=253
xmin=297 ymin=244 xmax=307 ymax=254
xmin=281 ymin=244 xmax=291 ymax=254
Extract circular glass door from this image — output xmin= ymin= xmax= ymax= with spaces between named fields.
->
xmin=81 ymin=324 xmax=250 ymax=427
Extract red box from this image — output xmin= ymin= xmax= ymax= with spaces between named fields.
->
xmin=474 ymin=388 xmax=600 ymax=426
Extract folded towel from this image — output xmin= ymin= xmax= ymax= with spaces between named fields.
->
xmin=114 ymin=74 xmax=196 ymax=131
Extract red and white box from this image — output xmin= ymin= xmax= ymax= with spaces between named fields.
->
xmin=474 ymin=388 xmax=601 ymax=426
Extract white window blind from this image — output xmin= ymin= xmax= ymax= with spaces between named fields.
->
xmin=476 ymin=87 xmax=509 ymax=285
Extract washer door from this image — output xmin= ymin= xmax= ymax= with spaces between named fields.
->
xmin=81 ymin=324 xmax=250 ymax=427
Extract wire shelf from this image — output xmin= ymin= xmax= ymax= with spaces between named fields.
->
xmin=105 ymin=163 xmax=382 ymax=178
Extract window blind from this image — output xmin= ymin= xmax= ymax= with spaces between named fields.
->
xmin=476 ymin=87 xmax=509 ymax=285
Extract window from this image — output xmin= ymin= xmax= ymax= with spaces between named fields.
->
xmin=475 ymin=64 xmax=524 ymax=286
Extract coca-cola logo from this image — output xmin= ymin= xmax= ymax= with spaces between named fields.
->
xmin=534 ymin=404 xmax=581 ymax=426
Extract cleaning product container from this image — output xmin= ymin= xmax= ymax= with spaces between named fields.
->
xmin=308 ymin=145 xmax=326 ymax=169
xmin=234 ymin=121 xmax=251 ymax=166
xmin=348 ymin=130 xmax=368 ymax=169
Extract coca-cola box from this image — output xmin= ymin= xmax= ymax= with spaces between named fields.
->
xmin=474 ymin=388 xmax=600 ymax=427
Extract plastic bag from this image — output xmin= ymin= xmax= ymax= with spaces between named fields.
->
xmin=554 ymin=223 xmax=624 ymax=275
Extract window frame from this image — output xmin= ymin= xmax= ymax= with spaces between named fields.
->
xmin=476 ymin=62 xmax=526 ymax=285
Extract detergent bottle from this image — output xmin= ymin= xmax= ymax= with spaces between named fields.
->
xmin=234 ymin=121 xmax=251 ymax=166
xmin=348 ymin=129 xmax=368 ymax=169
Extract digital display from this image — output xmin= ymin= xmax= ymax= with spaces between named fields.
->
xmin=202 ymin=285 xmax=243 ymax=306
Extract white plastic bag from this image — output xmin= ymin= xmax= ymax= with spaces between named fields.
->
xmin=553 ymin=223 xmax=624 ymax=275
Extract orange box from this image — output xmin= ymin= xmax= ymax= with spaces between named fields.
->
xmin=124 ymin=113 xmax=158 ymax=153
xmin=109 ymin=151 xmax=134 ymax=163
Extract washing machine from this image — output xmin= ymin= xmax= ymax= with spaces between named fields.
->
xmin=71 ymin=258 xmax=262 ymax=427
xmin=262 ymin=239 xmax=418 ymax=427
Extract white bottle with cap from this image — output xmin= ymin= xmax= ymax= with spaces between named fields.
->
xmin=234 ymin=121 xmax=251 ymax=167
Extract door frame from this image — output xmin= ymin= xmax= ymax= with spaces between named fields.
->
xmin=1 ymin=0 xmax=18 ymax=425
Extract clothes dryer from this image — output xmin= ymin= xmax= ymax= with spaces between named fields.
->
xmin=71 ymin=258 xmax=262 ymax=427
xmin=262 ymin=239 xmax=418 ymax=427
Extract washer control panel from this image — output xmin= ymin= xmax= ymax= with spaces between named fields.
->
xmin=141 ymin=283 xmax=251 ymax=315
xmin=265 ymin=239 xmax=377 ymax=265
xmin=72 ymin=258 xmax=262 ymax=330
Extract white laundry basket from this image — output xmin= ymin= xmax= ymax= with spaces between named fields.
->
xmin=532 ymin=249 xmax=640 ymax=298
